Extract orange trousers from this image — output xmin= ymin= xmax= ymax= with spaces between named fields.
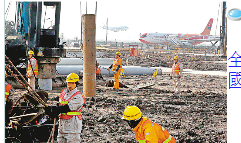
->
xmin=113 ymin=70 xmax=121 ymax=89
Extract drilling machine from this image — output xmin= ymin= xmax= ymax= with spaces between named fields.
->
xmin=5 ymin=2 xmax=64 ymax=142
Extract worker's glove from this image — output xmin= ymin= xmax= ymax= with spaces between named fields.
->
xmin=170 ymin=76 xmax=172 ymax=79
xmin=113 ymin=70 xmax=117 ymax=74
xmin=56 ymin=104 xmax=71 ymax=113
xmin=45 ymin=106 xmax=56 ymax=118
xmin=45 ymin=104 xmax=70 ymax=118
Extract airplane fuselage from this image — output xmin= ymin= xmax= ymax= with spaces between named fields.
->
xmin=139 ymin=33 xmax=220 ymax=45
xmin=102 ymin=26 xmax=128 ymax=32
xmin=139 ymin=18 xmax=220 ymax=46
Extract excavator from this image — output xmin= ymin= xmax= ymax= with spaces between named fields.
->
xmin=5 ymin=2 xmax=64 ymax=142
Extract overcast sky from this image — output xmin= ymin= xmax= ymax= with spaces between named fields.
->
xmin=5 ymin=0 xmax=224 ymax=42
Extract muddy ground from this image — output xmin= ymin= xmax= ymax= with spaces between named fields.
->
xmin=103 ymin=51 xmax=227 ymax=71
xmin=127 ymin=52 xmax=226 ymax=71
xmin=79 ymin=74 xmax=226 ymax=143
xmin=12 ymin=72 xmax=227 ymax=143
xmin=8 ymin=51 xmax=227 ymax=142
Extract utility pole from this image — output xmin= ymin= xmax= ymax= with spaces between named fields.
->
xmin=106 ymin=18 xmax=108 ymax=45
xmin=220 ymin=1 xmax=227 ymax=56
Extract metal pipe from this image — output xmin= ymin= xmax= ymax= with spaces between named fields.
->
xmin=36 ymin=2 xmax=42 ymax=47
xmin=57 ymin=58 xmax=114 ymax=65
xmin=56 ymin=65 xmax=162 ymax=76
xmin=55 ymin=2 xmax=61 ymax=48
xmin=82 ymin=14 xmax=96 ymax=97
xmin=29 ymin=2 xmax=37 ymax=48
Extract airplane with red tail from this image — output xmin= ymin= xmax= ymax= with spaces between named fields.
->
xmin=139 ymin=18 xmax=220 ymax=47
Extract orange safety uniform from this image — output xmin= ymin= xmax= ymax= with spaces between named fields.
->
xmin=96 ymin=67 xmax=101 ymax=75
xmin=112 ymin=57 xmax=122 ymax=89
xmin=171 ymin=62 xmax=181 ymax=76
xmin=132 ymin=117 xmax=176 ymax=143
xmin=27 ymin=57 xmax=38 ymax=76
xmin=59 ymin=89 xmax=86 ymax=120
xmin=5 ymin=84 xmax=12 ymax=106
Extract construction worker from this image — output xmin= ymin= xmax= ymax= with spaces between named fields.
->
xmin=27 ymin=50 xmax=38 ymax=90
xmin=107 ymin=51 xmax=122 ymax=90
xmin=122 ymin=106 xmax=176 ymax=143
xmin=170 ymin=56 xmax=183 ymax=94
xmin=45 ymin=73 xmax=86 ymax=143
xmin=96 ymin=61 xmax=101 ymax=79
xmin=5 ymin=71 xmax=14 ymax=126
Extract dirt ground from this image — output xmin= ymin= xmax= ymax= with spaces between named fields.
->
xmin=79 ymin=74 xmax=226 ymax=143
xmin=12 ymin=72 xmax=227 ymax=143
xmin=9 ymin=51 xmax=227 ymax=143
xmin=105 ymin=51 xmax=227 ymax=71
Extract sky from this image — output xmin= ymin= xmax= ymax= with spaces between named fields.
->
xmin=5 ymin=0 xmax=224 ymax=42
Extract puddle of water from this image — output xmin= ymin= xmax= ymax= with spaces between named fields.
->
xmin=161 ymin=67 xmax=226 ymax=76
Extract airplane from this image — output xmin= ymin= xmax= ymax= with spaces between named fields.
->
xmin=101 ymin=25 xmax=129 ymax=32
xmin=139 ymin=18 xmax=220 ymax=47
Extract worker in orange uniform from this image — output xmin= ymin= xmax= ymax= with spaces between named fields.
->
xmin=27 ymin=50 xmax=38 ymax=90
xmin=170 ymin=56 xmax=183 ymax=94
xmin=96 ymin=62 xmax=101 ymax=75
xmin=45 ymin=73 xmax=86 ymax=143
xmin=122 ymin=106 xmax=176 ymax=143
xmin=107 ymin=52 xmax=122 ymax=90
xmin=96 ymin=61 xmax=101 ymax=79
xmin=5 ymin=71 xmax=14 ymax=126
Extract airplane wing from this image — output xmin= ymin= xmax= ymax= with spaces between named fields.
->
xmin=166 ymin=35 xmax=184 ymax=45
xmin=105 ymin=26 xmax=128 ymax=32
xmin=180 ymin=39 xmax=220 ymax=43
xmin=180 ymin=35 xmax=220 ymax=43
xmin=108 ymin=28 xmax=120 ymax=32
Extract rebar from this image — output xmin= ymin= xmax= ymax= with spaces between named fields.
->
xmin=5 ymin=55 xmax=47 ymax=106
xmin=5 ymin=65 xmax=42 ymax=105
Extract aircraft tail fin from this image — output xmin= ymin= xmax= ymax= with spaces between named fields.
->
xmin=201 ymin=18 xmax=213 ymax=35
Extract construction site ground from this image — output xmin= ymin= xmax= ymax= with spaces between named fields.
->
xmin=11 ymin=51 xmax=227 ymax=142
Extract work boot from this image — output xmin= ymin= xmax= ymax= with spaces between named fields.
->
xmin=112 ymin=88 xmax=119 ymax=92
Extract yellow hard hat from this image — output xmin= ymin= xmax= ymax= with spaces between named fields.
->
xmin=122 ymin=106 xmax=142 ymax=120
xmin=28 ymin=50 xmax=34 ymax=55
xmin=116 ymin=52 xmax=121 ymax=56
xmin=66 ymin=73 xmax=79 ymax=82
xmin=174 ymin=56 xmax=178 ymax=60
